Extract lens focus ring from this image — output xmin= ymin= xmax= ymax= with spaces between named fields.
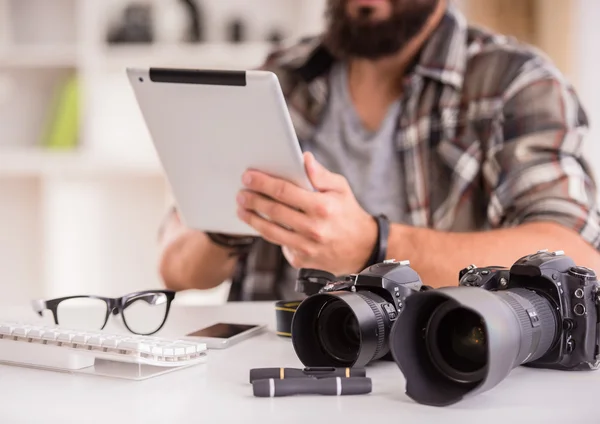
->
xmin=496 ymin=288 xmax=557 ymax=365
xmin=496 ymin=291 xmax=536 ymax=364
xmin=356 ymin=292 xmax=386 ymax=361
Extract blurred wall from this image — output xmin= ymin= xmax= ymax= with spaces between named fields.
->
xmin=573 ymin=0 xmax=600 ymax=180
xmin=461 ymin=0 xmax=599 ymax=184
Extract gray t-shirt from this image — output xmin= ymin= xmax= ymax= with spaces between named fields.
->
xmin=277 ymin=62 xmax=405 ymax=300
xmin=304 ymin=62 xmax=405 ymax=222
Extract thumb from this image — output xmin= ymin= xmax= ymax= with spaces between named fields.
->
xmin=304 ymin=151 xmax=346 ymax=192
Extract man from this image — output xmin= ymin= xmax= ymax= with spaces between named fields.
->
xmin=158 ymin=0 xmax=600 ymax=301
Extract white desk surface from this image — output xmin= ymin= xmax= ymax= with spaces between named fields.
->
xmin=0 ymin=301 xmax=598 ymax=423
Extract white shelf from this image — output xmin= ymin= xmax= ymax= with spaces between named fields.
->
xmin=0 ymin=45 xmax=78 ymax=68
xmin=101 ymin=42 xmax=275 ymax=70
xmin=6 ymin=0 xmax=77 ymax=46
xmin=0 ymin=67 xmax=75 ymax=150
xmin=0 ymin=147 xmax=163 ymax=177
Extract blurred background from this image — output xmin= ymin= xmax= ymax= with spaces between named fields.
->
xmin=0 ymin=0 xmax=597 ymax=308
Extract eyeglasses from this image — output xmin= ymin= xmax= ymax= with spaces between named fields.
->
xmin=32 ymin=290 xmax=176 ymax=335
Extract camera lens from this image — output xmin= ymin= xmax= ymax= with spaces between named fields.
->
xmin=291 ymin=290 xmax=394 ymax=368
xmin=426 ymin=304 xmax=487 ymax=383
xmin=317 ymin=300 xmax=360 ymax=363
xmin=390 ymin=286 xmax=559 ymax=406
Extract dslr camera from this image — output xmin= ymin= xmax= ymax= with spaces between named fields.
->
xmin=390 ymin=249 xmax=600 ymax=406
xmin=291 ymin=259 xmax=425 ymax=368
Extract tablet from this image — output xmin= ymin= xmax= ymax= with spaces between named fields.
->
xmin=126 ymin=67 xmax=313 ymax=236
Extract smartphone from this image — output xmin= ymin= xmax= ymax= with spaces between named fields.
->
xmin=184 ymin=322 xmax=266 ymax=349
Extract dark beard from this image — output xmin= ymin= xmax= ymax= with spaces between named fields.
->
xmin=322 ymin=0 xmax=439 ymax=60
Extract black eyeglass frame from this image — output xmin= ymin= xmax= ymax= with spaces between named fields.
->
xmin=32 ymin=290 xmax=176 ymax=335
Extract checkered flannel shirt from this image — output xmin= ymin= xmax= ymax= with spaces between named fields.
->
xmin=213 ymin=5 xmax=600 ymax=301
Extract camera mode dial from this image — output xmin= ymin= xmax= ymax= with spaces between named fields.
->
xmin=459 ymin=265 xmax=508 ymax=290
xmin=568 ymin=266 xmax=597 ymax=282
xmin=463 ymin=273 xmax=482 ymax=286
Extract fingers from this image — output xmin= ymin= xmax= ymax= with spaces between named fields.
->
xmin=237 ymin=191 xmax=314 ymax=236
xmin=242 ymin=170 xmax=316 ymax=213
xmin=242 ymin=153 xmax=349 ymax=213
xmin=237 ymin=207 xmax=316 ymax=255
xmin=304 ymin=152 xmax=348 ymax=192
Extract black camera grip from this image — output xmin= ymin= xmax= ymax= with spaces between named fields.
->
xmin=252 ymin=377 xmax=372 ymax=397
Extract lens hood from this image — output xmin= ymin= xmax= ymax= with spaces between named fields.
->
xmin=389 ymin=286 xmax=535 ymax=406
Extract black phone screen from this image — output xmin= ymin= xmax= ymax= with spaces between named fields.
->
xmin=186 ymin=323 xmax=258 ymax=339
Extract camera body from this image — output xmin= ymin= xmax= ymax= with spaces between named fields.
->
xmin=462 ymin=250 xmax=600 ymax=371
xmin=297 ymin=259 xmax=423 ymax=321
xmin=458 ymin=264 xmax=510 ymax=290
xmin=292 ymin=259 xmax=424 ymax=367
xmin=295 ymin=268 xmax=343 ymax=297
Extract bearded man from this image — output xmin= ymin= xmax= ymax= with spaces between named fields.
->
xmin=158 ymin=0 xmax=600 ymax=301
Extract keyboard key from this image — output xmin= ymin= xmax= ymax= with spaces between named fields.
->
xmin=151 ymin=342 xmax=178 ymax=356
xmin=87 ymin=337 xmax=105 ymax=347
xmin=170 ymin=345 xmax=187 ymax=356
xmin=42 ymin=331 xmax=61 ymax=341
xmin=161 ymin=345 xmax=178 ymax=357
xmin=181 ymin=344 xmax=198 ymax=355
xmin=0 ymin=324 xmax=15 ymax=336
xmin=101 ymin=338 xmax=120 ymax=349
xmin=72 ymin=334 xmax=92 ymax=344
xmin=13 ymin=326 xmax=31 ymax=338
xmin=28 ymin=328 xmax=46 ymax=339
xmin=57 ymin=333 xmax=76 ymax=343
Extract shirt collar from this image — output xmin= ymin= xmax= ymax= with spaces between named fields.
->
xmin=413 ymin=3 xmax=468 ymax=90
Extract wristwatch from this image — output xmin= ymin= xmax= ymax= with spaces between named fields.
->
xmin=206 ymin=232 xmax=256 ymax=256
xmin=364 ymin=214 xmax=390 ymax=267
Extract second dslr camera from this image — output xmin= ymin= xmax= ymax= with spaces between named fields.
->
xmin=291 ymin=260 xmax=426 ymax=368
xmin=391 ymin=249 xmax=600 ymax=406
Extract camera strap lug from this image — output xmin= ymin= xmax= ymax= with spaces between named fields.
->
xmin=594 ymin=289 xmax=600 ymax=360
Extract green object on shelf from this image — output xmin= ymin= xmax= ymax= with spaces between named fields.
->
xmin=43 ymin=75 xmax=80 ymax=150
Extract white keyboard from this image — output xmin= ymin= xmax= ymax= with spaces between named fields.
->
xmin=0 ymin=322 xmax=207 ymax=372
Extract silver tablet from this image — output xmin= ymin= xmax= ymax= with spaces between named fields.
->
xmin=127 ymin=67 xmax=313 ymax=236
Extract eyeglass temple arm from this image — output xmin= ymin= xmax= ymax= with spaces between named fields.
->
xmin=31 ymin=299 xmax=47 ymax=317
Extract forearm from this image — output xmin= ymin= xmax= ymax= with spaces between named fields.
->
xmin=388 ymin=221 xmax=600 ymax=288
xmin=158 ymin=215 xmax=238 ymax=291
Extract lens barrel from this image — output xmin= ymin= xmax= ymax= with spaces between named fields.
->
xmin=291 ymin=291 xmax=395 ymax=368
xmin=390 ymin=286 xmax=558 ymax=406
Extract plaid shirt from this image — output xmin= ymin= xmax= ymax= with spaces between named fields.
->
xmin=224 ymin=5 xmax=600 ymax=300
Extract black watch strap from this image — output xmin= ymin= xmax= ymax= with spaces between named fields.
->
xmin=206 ymin=232 xmax=256 ymax=256
xmin=364 ymin=214 xmax=390 ymax=268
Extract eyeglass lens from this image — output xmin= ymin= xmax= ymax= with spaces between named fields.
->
xmin=122 ymin=292 xmax=169 ymax=335
xmin=56 ymin=297 xmax=108 ymax=329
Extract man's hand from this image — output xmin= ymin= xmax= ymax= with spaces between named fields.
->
xmin=236 ymin=152 xmax=377 ymax=275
